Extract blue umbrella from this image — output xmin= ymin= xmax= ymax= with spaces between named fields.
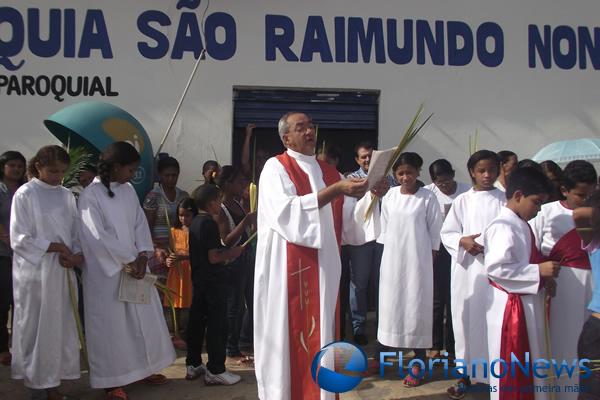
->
xmin=532 ymin=138 xmax=600 ymax=164
xmin=44 ymin=101 xmax=154 ymax=201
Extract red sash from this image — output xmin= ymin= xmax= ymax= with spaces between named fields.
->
xmin=276 ymin=152 xmax=344 ymax=400
xmin=548 ymin=228 xmax=591 ymax=269
xmin=488 ymin=227 xmax=540 ymax=400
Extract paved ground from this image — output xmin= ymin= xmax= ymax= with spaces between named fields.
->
xmin=0 ymin=313 xmax=490 ymax=399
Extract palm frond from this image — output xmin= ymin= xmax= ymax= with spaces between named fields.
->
xmin=62 ymin=147 xmax=94 ymax=188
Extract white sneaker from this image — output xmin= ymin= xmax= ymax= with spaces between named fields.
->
xmin=204 ymin=369 xmax=241 ymax=386
xmin=185 ymin=364 xmax=207 ymax=380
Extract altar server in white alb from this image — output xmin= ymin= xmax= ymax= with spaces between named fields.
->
xmin=79 ymin=142 xmax=175 ymax=399
xmin=254 ymin=112 xmax=389 ymax=400
xmin=440 ymin=150 xmax=505 ymax=398
xmin=484 ymin=167 xmax=560 ymax=400
xmin=529 ymin=160 xmax=597 ymax=399
xmin=11 ymin=146 xmax=83 ymax=399
xmin=377 ymin=152 xmax=443 ymax=388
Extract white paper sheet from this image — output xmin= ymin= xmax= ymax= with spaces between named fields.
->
xmin=366 ymin=147 xmax=397 ymax=189
xmin=118 ymin=269 xmax=157 ymax=304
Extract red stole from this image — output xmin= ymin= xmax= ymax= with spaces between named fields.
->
xmin=488 ymin=227 xmax=541 ymax=400
xmin=276 ymin=152 xmax=343 ymax=400
xmin=549 ymin=228 xmax=591 ymax=269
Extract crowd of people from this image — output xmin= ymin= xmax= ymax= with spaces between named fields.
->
xmin=0 ymin=111 xmax=599 ymax=400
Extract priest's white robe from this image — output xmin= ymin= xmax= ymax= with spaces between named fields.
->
xmin=377 ymin=187 xmax=443 ymax=348
xmin=79 ymin=179 xmax=175 ymax=388
xmin=10 ymin=178 xmax=81 ymax=388
xmin=530 ymin=201 xmax=592 ymax=399
xmin=440 ymin=188 xmax=505 ymax=382
xmin=485 ymin=207 xmax=548 ymax=400
xmin=253 ymin=149 xmax=378 ymax=400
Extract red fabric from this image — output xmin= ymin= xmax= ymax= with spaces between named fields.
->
xmin=276 ymin=152 xmax=343 ymax=400
xmin=549 ymin=228 xmax=591 ymax=270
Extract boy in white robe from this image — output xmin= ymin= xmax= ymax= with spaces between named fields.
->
xmin=485 ymin=167 xmax=560 ymax=400
xmin=529 ymin=160 xmax=597 ymax=399
xmin=441 ymin=150 xmax=505 ymax=398
xmin=79 ymin=142 xmax=175 ymax=398
xmin=10 ymin=146 xmax=82 ymax=399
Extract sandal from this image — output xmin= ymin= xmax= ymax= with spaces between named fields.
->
xmin=402 ymin=365 xmax=423 ymax=388
xmin=171 ymin=336 xmax=187 ymax=351
xmin=236 ymin=355 xmax=254 ymax=367
xmin=105 ymin=388 xmax=128 ymax=400
xmin=46 ymin=390 xmax=72 ymax=400
xmin=138 ymin=373 xmax=168 ymax=385
xmin=447 ymin=377 xmax=471 ymax=400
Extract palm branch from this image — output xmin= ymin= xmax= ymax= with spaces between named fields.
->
xmin=62 ymin=147 xmax=94 ymax=188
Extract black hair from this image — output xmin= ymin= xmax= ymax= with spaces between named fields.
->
xmin=540 ymin=160 xmax=562 ymax=179
xmin=324 ymin=144 xmax=343 ymax=162
xmin=82 ymin=163 xmax=98 ymax=175
xmin=214 ymin=165 xmax=242 ymax=188
xmin=202 ymin=160 xmax=219 ymax=174
xmin=194 ymin=183 xmax=221 ymax=211
xmin=506 ymin=167 xmax=552 ymax=199
xmin=393 ymin=152 xmax=423 ymax=171
xmin=467 ymin=150 xmax=499 ymax=173
xmin=174 ymin=197 xmax=198 ymax=228
xmin=97 ymin=141 xmax=140 ymax=198
xmin=429 ymin=159 xmax=455 ymax=181
xmin=0 ymin=150 xmax=27 ymax=184
xmin=561 ymin=160 xmax=598 ymax=191
xmin=157 ymin=156 xmax=180 ymax=174
xmin=354 ymin=141 xmax=374 ymax=156
xmin=585 ymin=189 xmax=600 ymax=243
xmin=516 ymin=159 xmax=543 ymax=173
xmin=27 ymin=145 xmax=70 ymax=179
xmin=497 ymin=150 xmax=517 ymax=165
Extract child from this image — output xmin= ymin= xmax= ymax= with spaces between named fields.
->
xmin=572 ymin=191 xmax=600 ymax=399
xmin=164 ymin=198 xmax=196 ymax=348
xmin=484 ymin=167 xmax=560 ymax=400
xmin=495 ymin=150 xmax=518 ymax=192
xmin=10 ymin=145 xmax=83 ymax=399
xmin=440 ymin=150 xmax=506 ymax=398
xmin=530 ymin=160 xmax=597 ymax=399
xmin=79 ymin=142 xmax=175 ymax=399
xmin=185 ymin=184 xmax=244 ymax=385
xmin=424 ymin=159 xmax=470 ymax=361
xmin=377 ymin=152 xmax=443 ymax=387
xmin=213 ymin=166 xmax=256 ymax=364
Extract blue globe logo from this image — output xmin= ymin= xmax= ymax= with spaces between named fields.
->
xmin=311 ymin=341 xmax=367 ymax=393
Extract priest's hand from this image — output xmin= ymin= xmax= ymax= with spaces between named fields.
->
xmin=371 ymin=177 xmax=390 ymax=198
xmin=338 ymin=177 xmax=369 ymax=199
xmin=459 ymin=234 xmax=484 ymax=256
xmin=544 ymin=278 xmax=557 ymax=298
xmin=539 ymin=260 xmax=560 ymax=278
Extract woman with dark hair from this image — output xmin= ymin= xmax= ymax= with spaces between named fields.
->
xmin=540 ymin=160 xmax=563 ymax=202
xmin=424 ymin=159 xmax=470 ymax=362
xmin=0 ymin=150 xmax=26 ymax=366
xmin=79 ymin=142 xmax=175 ymax=399
xmin=377 ymin=152 xmax=444 ymax=387
xmin=143 ymin=156 xmax=189 ymax=349
xmin=441 ymin=150 xmax=506 ymax=398
xmin=213 ymin=166 xmax=256 ymax=364
xmin=495 ymin=150 xmax=518 ymax=192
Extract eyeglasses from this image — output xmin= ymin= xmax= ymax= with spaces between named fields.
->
xmin=292 ymin=122 xmax=316 ymax=133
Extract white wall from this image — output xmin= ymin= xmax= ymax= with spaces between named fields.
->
xmin=1 ymin=0 xmax=599 ymax=190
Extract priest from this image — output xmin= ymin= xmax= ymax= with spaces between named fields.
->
xmin=253 ymin=111 xmax=388 ymax=400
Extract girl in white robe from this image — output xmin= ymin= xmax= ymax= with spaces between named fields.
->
xmin=79 ymin=142 xmax=175 ymax=397
xmin=440 ymin=150 xmax=505 ymax=397
xmin=377 ymin=152 xmax=443 ymax=387
xmin=484 ymin=167 xmax=560 ymax=400
xmin=11 ymin=146 xmax=82 ymax=398
xmin=529 ymin=160 xmax=597 ymax=400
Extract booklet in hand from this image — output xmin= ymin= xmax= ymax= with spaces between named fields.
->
xmin=365 ymin=147 xmax=397 ymax=190
xmin=118 ymin=269 xmax=158 ymax=304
